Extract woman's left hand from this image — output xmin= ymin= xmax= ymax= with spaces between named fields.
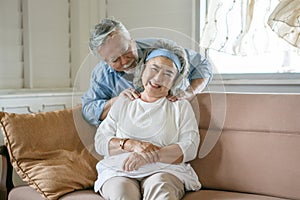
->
xmin=122 ymin=152 xmax=149 ymax=171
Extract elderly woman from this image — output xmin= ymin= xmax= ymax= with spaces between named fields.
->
xmin=94 ymin=41 xmax=201 ymax=200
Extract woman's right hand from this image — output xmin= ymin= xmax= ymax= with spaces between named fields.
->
xmin=124 ymin=139 xmax=161 ymax=163
xmin=122 ymin=150 xmax=160 ymax=171
xmin=134 ymin=140 xmax=161 ymax=163
xmin=132 ymin=140 xmax=161 ymax=153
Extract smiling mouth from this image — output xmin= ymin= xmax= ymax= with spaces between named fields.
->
xmin=149 ymin=81 xmax=161 ymax=89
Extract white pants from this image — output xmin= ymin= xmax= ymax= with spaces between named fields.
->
xmin=101 ymin=172 xmax=185 ymax=200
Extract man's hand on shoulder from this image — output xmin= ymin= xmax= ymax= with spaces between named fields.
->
xmin=120 ymin=88 xmax=141 ymax=100
xmin=167 ymin=87 xmax=196 ymax=102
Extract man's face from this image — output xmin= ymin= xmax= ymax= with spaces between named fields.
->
xmin=98 ymin=32 xmax=138 ymax=74
xmin=142 ymin=56 xmax=178 ymax=98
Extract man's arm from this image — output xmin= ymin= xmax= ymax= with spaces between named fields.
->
xmin=81 ymin=63 xmax=113 ymax=125
xmin=175 ymin=49 xmax=212 ymax=101
xmin=190 ymin=77 xmax=209 ymax=94
xmin=186 ymin=49 xmax=212 ymax=89
xmin=100 ymin=88 xmax=141 ymax=120
xmin=99 ymin=97 xmax=117 ymax=121
xmin=82 ymin=64 xmax=141 ymax=125
xmin=82 ymin=95 xmax=108 ymax=126
xmin=174 ymin=77 xmax=209 ymax=101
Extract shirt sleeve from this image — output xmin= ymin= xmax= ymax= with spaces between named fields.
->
xmin=94 ymin=96 xmax=124 ymax=156
xmin=81 ymin=63 xmax=112 ymax=125
xmin=176 ymin=100 xmax=200 ymax=163
xmin=186 ymin=49 xmax=213 ymax=84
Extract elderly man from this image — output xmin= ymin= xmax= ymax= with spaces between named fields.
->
xmin=82 ymin=18 xmax=212 ymax=125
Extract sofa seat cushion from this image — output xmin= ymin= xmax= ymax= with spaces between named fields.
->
xmin=60 ymin=189 xmax=104 ymax=200
xmin=9 ymin=186 xmax=46 ymax=200
xmin=9 ymin=186 xmax=104 ymax=200
xmin=183 ymin=190 xmax=290 ymax=200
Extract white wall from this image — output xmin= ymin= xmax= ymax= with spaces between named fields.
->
xmin=107 ymin=0 xmax=195 ymax=48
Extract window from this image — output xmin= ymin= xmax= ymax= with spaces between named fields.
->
xmin=200 ymin=0 xmax=300 ymax=76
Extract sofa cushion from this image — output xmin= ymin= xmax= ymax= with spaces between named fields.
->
xmin=8 ymin=186 xmax=45 ymax=200
xmin=183 ymin=190 xmax=288 ymax=200
xmin=0 ymin=107 xmax=99 ymax=200
xmin=8 ymin=186 xmax=104 ymax=200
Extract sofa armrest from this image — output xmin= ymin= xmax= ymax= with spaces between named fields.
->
xmin=0 ymin=145 xmax=14 ymax=199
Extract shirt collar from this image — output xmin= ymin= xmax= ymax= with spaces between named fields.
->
xmin=106 ymin=63 xmax=125 ymax=76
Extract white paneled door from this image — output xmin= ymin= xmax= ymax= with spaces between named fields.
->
xmin=23 ymin=0 xmax=70 ymax=88
xmin=0 ymin=0 xmax=23 ymax=89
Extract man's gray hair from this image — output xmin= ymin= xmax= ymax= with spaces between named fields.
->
xmin=89 ymin=18 xmax=129 ymax=56
xmin=133 ymin=40 xmax=190 ymax=96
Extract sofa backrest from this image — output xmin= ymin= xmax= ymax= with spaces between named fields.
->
xmin=191 ymin=92 xmax=300 ymax=200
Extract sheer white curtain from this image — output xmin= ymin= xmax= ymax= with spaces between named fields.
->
xmin=200 ymin=0 xmax=300 ymax=74
xmin=200 ymin=0 xmax=298 ymax=55
xmin=267 ymin=0 xmax=300 ymax=48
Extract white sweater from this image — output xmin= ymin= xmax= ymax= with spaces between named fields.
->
xmin=94 ymin=96 xmax=201 ymax=192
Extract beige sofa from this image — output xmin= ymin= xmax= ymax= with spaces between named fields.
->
xmin=1 ymin=92 xmax=299 ymax=200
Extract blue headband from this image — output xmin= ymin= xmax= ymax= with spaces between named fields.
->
xmin=145 ymin=49 xmax=182 ymax=72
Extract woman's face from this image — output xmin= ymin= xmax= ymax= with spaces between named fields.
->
xmin=141 ymin=56 xmax=178 ymax=98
